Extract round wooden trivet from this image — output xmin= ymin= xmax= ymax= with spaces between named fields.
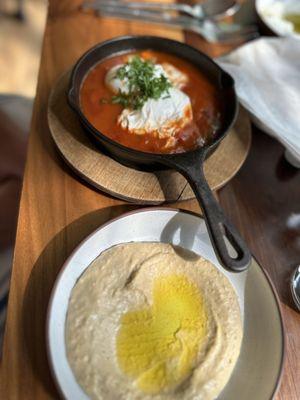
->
xmin=48 ymin=71 xmax=251 ymax=204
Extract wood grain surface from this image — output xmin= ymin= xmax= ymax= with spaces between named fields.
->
xmin=48 ymin=71 xmax=251 ymax=204
xmin=0 ymin=1 xmax=300 ymax=399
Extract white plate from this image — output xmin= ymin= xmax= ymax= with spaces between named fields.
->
xmin=47 ymin=208 xmax=285 ymax=400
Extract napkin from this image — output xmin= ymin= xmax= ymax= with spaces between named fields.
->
xmin=217 ymin=37 xmax=300 ymax=167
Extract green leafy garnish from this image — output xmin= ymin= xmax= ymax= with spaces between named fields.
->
xmin=111 ymin=56 xmax=172 ymax=110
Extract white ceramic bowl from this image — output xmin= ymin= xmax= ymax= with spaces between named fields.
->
xmin=256 ymin=0 xmax=300 ymax=38
xmin=47 ymin=208 xmax=284 ymax=400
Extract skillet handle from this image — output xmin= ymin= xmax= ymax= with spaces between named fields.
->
xmin=166 ymin=152 xmax=251 ymax=272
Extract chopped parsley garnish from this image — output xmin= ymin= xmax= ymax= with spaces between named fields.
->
xmin=111 ymin=56 xmax=172 ymax=110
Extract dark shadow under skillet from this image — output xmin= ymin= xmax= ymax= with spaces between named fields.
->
xmin=68 ymin=35 xmax=251 ymax=273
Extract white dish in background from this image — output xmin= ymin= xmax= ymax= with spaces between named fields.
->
xmin=47 ymin=208 xmax=284 ymax=400
xmin=256 ymin=0 xmax=300 ymax=38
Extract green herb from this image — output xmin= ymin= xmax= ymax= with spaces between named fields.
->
xmin=111 ymin=56 xmax=172 ymax=110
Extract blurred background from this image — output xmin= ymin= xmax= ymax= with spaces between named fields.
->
xmin=0 ymin=0 xmax=47 ymax=351
xmin=0 ymin=0 xmax=47 ymax=96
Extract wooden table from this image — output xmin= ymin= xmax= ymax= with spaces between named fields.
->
xmin=1 ymin=1 xmax=300 ymax=399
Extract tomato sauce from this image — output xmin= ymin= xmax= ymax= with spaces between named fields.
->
xmin=80 ymin=50 xmax=222 ymax=154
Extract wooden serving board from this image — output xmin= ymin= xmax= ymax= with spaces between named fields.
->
xmin=48 ymin=71 xmax=251 ymax=204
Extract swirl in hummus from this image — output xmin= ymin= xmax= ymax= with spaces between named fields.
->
xmin=66 ymin=242 xmax=242 ymax=400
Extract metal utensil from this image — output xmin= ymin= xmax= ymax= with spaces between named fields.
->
xmin=82 ymin=3 xmax=258 ymax=43
xmin=82 ymin=0 xmax=240 ymax=20
xmin=291 ymin=265 xmax=300 ymax=311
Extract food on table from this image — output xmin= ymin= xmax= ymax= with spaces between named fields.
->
xmin=80 ymin=50 xmax=222 ymax=154
xmin=284 ymin=13 xmax=300 ymax=33
xmin=66 ymin=242 xmax=242 ymax=400
xmin=259 ymin=0 xmax=300 ymax=35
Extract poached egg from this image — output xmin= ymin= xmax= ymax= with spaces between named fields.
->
xmin=105 ymin=60 xmax=193 ymax=147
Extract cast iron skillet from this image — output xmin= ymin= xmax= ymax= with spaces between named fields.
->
xmin=68 ymin=35 xmax=251 ymax=273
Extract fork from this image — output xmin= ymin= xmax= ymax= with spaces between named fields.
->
xmin=81 ymin=2 xmax=259 ymax=44
xmin=82 ymin=0 xmax=240 ymax=20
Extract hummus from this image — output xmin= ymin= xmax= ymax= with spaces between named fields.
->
xmin=66 ymin=242 xmax=242 ymax=400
